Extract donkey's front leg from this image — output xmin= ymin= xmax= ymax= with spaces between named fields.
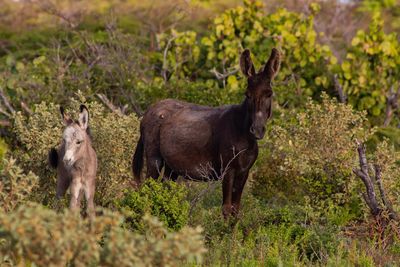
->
xmin=222 ymin=170 xmax=235 ymax=219
xmin=84 ymin=178 xmax=96 ymax=220
xmin=70 ymin=178 xmax=82 ymax=211
xmin=231 ymin=171 xmax=249 ymax=217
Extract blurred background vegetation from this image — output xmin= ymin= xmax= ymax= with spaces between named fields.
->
xmin=1 ymin=0 xmax=400 ymax=266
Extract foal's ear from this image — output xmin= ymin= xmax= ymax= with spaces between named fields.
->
xmin=79 ymin=104 xmax=89 ymax=130
xmin=263 ymin=48 xmax=281 ymax=80
xmin=240 ymin=49 xmax=256 ymax=78
xmin=60 ymin=106 xmax=73 ymax=125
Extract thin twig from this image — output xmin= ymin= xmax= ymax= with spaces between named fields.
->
xmin=333 ymin=74 xmax=347 ymax=104
xmin=0 ymin=87 xmax=15 ymax=114
xmin=161 ymin=36 xmax=177 ymax=82
xmin=20 ymin=102 xmax=32 ymax=115
xmin=96 ymin=93 xmax=125 ymax=115
xmin=383 ymin=84 xmax=400 ymax=127
xmin=210 ymin=67 xmax=239 ymax=81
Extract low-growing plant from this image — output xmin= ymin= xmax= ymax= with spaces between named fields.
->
xmin=117 ymin=178 xmax=189 ymax=231
xmin=0 ymin=157 xmax=38 ymax=212
xmin=0 ymin=203 xmax=205 ymax=267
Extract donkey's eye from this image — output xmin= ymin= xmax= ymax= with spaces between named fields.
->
xmin=76 ymin=140 xmax=83 ymax=145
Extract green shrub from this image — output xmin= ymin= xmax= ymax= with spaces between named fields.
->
xmin=117 ymin=179 xmax=189 ymax=231
xmin=0 ymin=157 xmax=38 ymax=212
xmin=0 ymin=139 xmax=7 ymax=164
xmin=0 ymin=203 xmax=205 ymax=267
xmin=157 ymin=0 xmax=336 ymax=108
xmin=253 ymin=93 xmax=369 ymax=205
xmin=12 ymin=93 xmax=140 ymax=207
xmin=338 ymin=12 xmax=400 ymax=119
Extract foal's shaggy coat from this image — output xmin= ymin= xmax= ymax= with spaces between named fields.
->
xmin=49 ymin=105 xmax=97 ymax=218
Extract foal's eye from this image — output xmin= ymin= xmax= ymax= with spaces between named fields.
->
xmin=76 ymin=140 xmax=82 ymax=145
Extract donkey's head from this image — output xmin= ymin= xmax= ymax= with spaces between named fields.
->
xmin=240 ymin=48 xmax=280 ymax=140
xmin=60 ymin=105 xmax=90 ymax=167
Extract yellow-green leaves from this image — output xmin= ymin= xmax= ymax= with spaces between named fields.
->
xmin=339 ymin=12 xmax=400 ymax=120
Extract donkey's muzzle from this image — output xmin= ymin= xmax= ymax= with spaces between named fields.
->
xmin=250 ymin=125 xmax=266 ymax=140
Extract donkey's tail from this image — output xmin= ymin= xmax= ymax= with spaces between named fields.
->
xmin=48 ymin=148 xmax=58 ymax=169
xmin=132 ymin=134 xmax=144 ymax=184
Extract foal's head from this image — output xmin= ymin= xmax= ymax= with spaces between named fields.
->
xmin=60 ymin=105 xmax=91 ymax=167
xmin=240 ymin=48 xmax=281 ymax=140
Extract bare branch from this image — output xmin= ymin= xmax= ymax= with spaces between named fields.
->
xmin=20 ymin=102 xmax=32 ymax=115
xmin=383 ymin=84 xmax=400 ymax=127
xmin=333 ymin=74 xmax=347 ymax=104
xmin=0 ymin=120 xmax=11 ymax=127
xmin=96 ymin=94 xmax=125 ymax=115
xmin=210 ymin=67 xmax=239 ymax=81
xmin=161 ymin=36 xmax=177 ymax=82
xmin=0 ymin=87 xmax=15 ymax=114
xmin=353 ymin=141 xmax=381 ymax=217
xmin=374 ymin=164 xmax=399 ymax=221
xmin=0 ymin=107 xmax=12 ymax=118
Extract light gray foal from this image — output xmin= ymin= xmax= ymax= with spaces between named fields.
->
xmin=49 ymin=105 xmax=97 ymax=219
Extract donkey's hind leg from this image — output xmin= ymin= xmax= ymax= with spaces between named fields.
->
xmin=145 ymin=147 xmax=165 ymax=179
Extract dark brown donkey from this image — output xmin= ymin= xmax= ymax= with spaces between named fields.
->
xmin=132 ymin=48 xmax=280 ymax=217
xmin=49 ymin=105 xmax=97 ymax=219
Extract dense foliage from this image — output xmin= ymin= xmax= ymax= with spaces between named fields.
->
xmin=117 ymin=179 xmax=190 ymax=231
xmin=254 ymin=94 xmax=369 ymax=205
xmin=0 ymin=203 xmax=205 ymax=267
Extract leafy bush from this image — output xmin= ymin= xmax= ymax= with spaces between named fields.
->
xmin=0 ymin=203 xmax=205 ymax=267
xmin=157 ymin=0 xmax=336 ymax=107
xmin=0 ymin=25 xmax=150 ymax=113
xmin=12 ymin=93 xmax=140 ymax=207
xmin=253 ymin=94 xmax=369 ymax=205
xmin=0 ymin=157 xmax=38 ymax=212
xmin=117 ymin=179 xmax=189 ymax=231
xmin=338 ymin=12 xmax=400 ymax=119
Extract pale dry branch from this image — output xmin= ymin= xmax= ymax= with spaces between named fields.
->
xmin=161 ymin=36 xmax=177 ymax=82
xmin=0 ymin=120 xmax=11 ymax=127
xmin=0 ymin=87 xmax=15 ymax=115
xmin=210 ymin=67 xmax=239 ymax=81
xmin=96 ymin=94 xmax=125 ymax=116
xmin=20 ymin=102 xmax=32 ymax=115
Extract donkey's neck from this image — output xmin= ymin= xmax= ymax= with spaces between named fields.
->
xmin=229 ymin=97 xmax=252 ymax=136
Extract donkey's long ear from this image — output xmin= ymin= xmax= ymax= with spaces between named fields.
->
xmin=263 ymin=48 xmax=281 ymax=80
xmin=240 ymin=49 xmax=256 ymax=77
xmin=60 ymin=106 xmax=73 ymax=125
xmin=79 ymin=104 xmax=89 ymax=130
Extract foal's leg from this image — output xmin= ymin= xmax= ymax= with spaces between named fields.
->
xmin=70 ymin=177 xmax=82 ymax=212
xmin=231 ymin=171 xmax=249 ymax=217
xmin=222 ymin=170 xmax=235 ymax=219
xmin=84 ymin=178 xmax=96 ymax=220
